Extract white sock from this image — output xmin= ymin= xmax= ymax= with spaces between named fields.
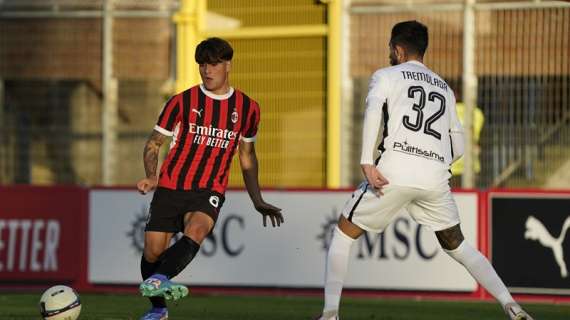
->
xmin=323 ymin=226 xmax=355 ymax=317
xmin=445 ymin=241 xmax=515 ymax=308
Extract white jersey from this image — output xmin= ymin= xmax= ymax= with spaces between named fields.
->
xmin=360 ymin=60 xmax=464 ymax=190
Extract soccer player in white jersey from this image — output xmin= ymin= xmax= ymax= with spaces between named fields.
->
xmin=316 ymin=21 xmax=533 ymax=320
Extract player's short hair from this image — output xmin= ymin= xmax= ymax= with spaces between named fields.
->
xmin=390 ymin=20 xmax=428 ymax=57
xmin=195 ymin=37 xmax=234 ymax=64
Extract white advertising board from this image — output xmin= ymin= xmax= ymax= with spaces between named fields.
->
xmin=89 ymin=189 xmax=478 ymax=291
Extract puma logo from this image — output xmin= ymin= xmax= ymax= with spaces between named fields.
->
xmin=524 ymin=215 xmax=570 ymax=278
xmin=192 ymin=108 xmax=203 ymax=117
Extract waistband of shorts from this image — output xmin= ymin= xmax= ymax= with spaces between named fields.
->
xmin=156 ymin=186 xmax=224 ymax=197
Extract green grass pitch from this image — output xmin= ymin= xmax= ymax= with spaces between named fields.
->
xmin=1 ymin=292 xmax=569 ymax=319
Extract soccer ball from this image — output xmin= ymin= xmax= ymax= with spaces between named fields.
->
xmin=39 ymin=285 xmax=82 ymax=320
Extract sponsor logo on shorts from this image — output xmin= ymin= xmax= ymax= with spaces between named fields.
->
xmin=209 ymin=195 xmax=220 ymax=208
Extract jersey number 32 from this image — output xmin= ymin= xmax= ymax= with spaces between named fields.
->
xmin=402 ymin=86 xmax=446 ymax=140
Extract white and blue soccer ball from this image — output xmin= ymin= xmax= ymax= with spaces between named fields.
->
xmin=39 ymin=285 xmax=82 ymax=320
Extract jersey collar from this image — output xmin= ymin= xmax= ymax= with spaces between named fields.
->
xmin=405 ymin=60 xmax=425 ymax=67
xmin=199 ymin=84 xmax=235 ymax=100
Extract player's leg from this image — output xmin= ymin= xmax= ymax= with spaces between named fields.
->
xmin=318 ymin=216 xmax=363 ymax=320
xmin=436 ymin=224 xmax=513 ymax=304
xmin=411 ymin=188 xmax=532 ymax=320
xmin=153 ymin=211 xmax=214 ymax=278
xmin=141 ymin=211 xmax=214 ymax=301
xmin=318 ymin=184 xmax=412 ymax=320
xmin=436 ymin=225 xmax=533 ymax=320
xmin=139 ymin=188 xmax=182 ymax=318
xmin=140 ymin=231 xmax=172 ymax=320
xmin=142 ymin=190 xmax=223 ymax=300
xmin=140 ymin=188 xmax=192 ymax=301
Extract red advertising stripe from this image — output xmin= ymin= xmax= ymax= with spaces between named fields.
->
xmin=0 ymin=186 xmax=87 ymax=283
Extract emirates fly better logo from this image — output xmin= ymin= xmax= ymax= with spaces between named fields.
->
xmin=190 ymin=124 xmax=238 ymax=149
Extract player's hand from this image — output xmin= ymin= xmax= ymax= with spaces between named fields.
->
xmin=361 ymin=164 xmax=389 ymax=196
xmin=254 ymin=201 xmax=284 ymax=227
xmin=137 ymin=177 xmax=158 ymax=195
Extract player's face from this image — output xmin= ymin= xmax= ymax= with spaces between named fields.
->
xmin=199 ymin=61 xmax=231 ymax=94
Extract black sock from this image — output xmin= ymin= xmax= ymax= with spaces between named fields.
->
xmin=155 ymin=236 xmax=201 ymax=279
xmin=141 ymin=256 xmax=166 ymax=308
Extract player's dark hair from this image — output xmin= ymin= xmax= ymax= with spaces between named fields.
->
xmin=195 ymin=37 xmax=234 ymax=64
xmin=390 ymin=20 xmax=428 ymax=57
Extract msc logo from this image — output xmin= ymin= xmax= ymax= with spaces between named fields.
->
xmin=126 ymin=208 xmax=243 ymax=257
xmin=525 ymin=215 xmax=570 ymax=278
xmin=317 ymin=210 xmax=438 ymax=261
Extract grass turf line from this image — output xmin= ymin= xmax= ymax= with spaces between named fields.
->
xmin=1 ymin=293 xmax=569 ymax=319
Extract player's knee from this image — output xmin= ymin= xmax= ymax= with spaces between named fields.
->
xmin=143 ymin=247 xmax=163 ymax=262
xmin=185 ymin=223 xmax=210 ymax=244
xmin=435 ymin=224 xmax=465 ymax=250
xmin=439 ymin=237 xmax=463 ymax=250
xmin=337 ymin=215 xmax=364 ymax=239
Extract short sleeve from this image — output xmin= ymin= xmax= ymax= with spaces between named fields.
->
xmin=154 ymin=94 xmax=181 ymax=136
xmin=241 ymin=100 xmax=260 ymax=142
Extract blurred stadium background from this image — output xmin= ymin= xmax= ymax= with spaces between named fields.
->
xmin=1 ymin=0 xmax=570 ymax=319
xmin=1 ymin=0 xmax=568 ymax=190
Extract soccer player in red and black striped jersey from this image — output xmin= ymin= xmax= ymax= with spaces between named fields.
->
xmin=136 ymin=37 xmax=284 ymax=320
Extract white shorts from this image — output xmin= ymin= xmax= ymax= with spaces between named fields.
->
xmin=341 ymin=183 xmax=460 ymax=233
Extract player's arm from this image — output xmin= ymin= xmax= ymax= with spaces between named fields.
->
xmin=137 ymin=94 xmax=179 ymax=194
xmin=450 ymin=130 xmax=465 ymax=164
xmin=360 ymin=73 xmax=389 ymax=195
xmin=449 ymin=95 xmax=465 ymax=163
xmin=239 ymin=139 xmax=284 ymax=227
xmin=137 ymin=130 xmax=167 ymax=194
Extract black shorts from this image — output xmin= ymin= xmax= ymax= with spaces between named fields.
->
xmin=145 ymin=187 xmax=225 ymax=233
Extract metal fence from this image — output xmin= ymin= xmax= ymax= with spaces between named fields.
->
xmin=0 ymin=0 xmax=177 ymax=186
xmin=0 ymin=0 xmax=328 ymax=188
xmin=348 ymin=0 xmax=570 ymax=188
xmin=2 ymin=0 xmax=569 ymax=189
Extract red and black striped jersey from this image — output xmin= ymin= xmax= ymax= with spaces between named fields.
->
xmin=153 ymin=84 xmax=260 ymax=194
